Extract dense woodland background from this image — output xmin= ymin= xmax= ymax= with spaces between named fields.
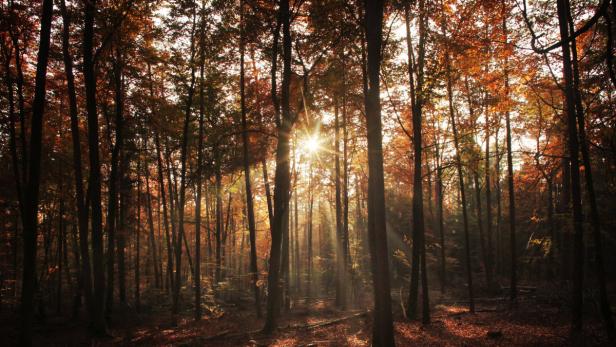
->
xmin=1 ymin=0 xmax=616 ymax=346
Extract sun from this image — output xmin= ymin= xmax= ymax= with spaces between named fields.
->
xmin=301 ymin=134 xmax=321 ymax=155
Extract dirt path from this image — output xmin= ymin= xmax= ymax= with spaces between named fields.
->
xmin=1 ymin=293 xmax=611 ymax=346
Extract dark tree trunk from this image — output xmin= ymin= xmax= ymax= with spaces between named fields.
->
xmin=555 ymin=0 xmax=584 ymax=332
xmin=306 ymin=165 xmax=314 ymax=299
xmin=194 ymin=0 xmax=206 ymax=320
xmin=106 ymin=47 xmax=125 ymax=317
xmin=567 ymin=6 xmax=615 ymax=337
xmin=19 ymin=1 xmax=53 ymax=344
xmin=59 ymin=0 xmax=93 ymax=318
xmin=174 ymin=8 xmax=198 ymax=315
xmin=484 ymin=112 xmax=494 ymax=289
xmin=334 ymin=97 xmax=346 ymax=309
xmin=145 ymin=150 xmax=161 ymax=289
xmin=118 ymin=157 xmax=129 ymax=305
xmin=263 ymin=0 xmax=294 ymax=333
xmin=363 ymin=0 xmax=396 ymax=345
xmin=495 ymin=125 xmax=503 ymax=275
xmin=405 ymin=0 xmax=430 ymax=324
xmin=262 ymin=159 xmax=274 ymax=231
xmin=135 ymin=150 xmax=142 ymax=312
xmin=83 ymin=0 xmax=107 ymax=334
xmin=239 ymin=1 xmax=260 ymax=316
xmin=215 ymin=163 xmax=223 ymax=285
xmin=435 ymin=132 xmax=446 ymax=293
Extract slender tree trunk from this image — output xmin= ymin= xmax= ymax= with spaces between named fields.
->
xmin=405 ymin=0 xmax=429 ymax=324
xmin=118 ymin=158 xmax=129 ymax=305
xmin=239 ymin=0 xmax=262 ymax=317
xmin=502 ymin=2 xmax=517 ymax=304
xmin=473 ymin=173 xmax=491 ymax=288
xmin=484 ymin=112 xmax=494 ymax=289
xmin=19 ymin=1 xmax=53 ymax=344
xmin=59 ymin=0 xmax=93 ymax=318
xmin=445 ymin=35 xmax=475 ymax=312
xmin=363 ymin=0 xmax=396 ymax=344
xmin=262 ymin=159 xmax=274 ymax=231
xmin=334 ymin=97 xmax=346 ymax=309
xmin=174 ymin=8 xmax=198 ymax=315
xmin=57 ymin=199 xmax=65 ymax=314
xmin=145 ymin=151 xmax=161 ymax=289
xmin=83 ymin=0 xmax=107 ymax=334
xmin=435 ymin=132 xmax=446 ymax=294
xmin=495 ymin=125 xmax=503 ymax=275
xmin=106 ymin=47 xmax=125 ymax=317
xmin=135 ymin=149 xmax=142 ymax=312
xmin=293 ymin=164 xmax=300 ymax=294
xmin=193 ymin=0 xmax=206 ymax=320
xmin=341 ymin=59 xmax=351 ymax=305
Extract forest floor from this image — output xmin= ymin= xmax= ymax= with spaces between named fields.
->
xmin=1 ymin=283 xmax=612 ymax=346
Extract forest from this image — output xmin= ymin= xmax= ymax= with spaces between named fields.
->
xmin=1 ymin=0 xmax=616 ymax=346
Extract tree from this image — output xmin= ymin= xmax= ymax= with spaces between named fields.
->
xmin=240 ymin=0 xmax=261 ymax=318
xmin=502 ymin=0 xmax=517 ymax=304
xmin=263 ymin=0 xmax=295 ymax=333
xmin=83 ymin=0 xmax=107 ymax=334
xmin=59 ymin=0 xmax=93 ymax=319
xmin=405 ymin=0 xmax=430 ymax=324
xmin=19 ymin=0 xmax=53 ymax=344
xmin=173 ymin=2 xmax=198 ymax=316
xmin=363 ymin=0 xmax=395 ymax=345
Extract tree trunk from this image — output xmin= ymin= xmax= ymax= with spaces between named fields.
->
xmin=444 ymin=17 xmax=474 ymax=311
xmin=106 ymin=47 xmax=125 ymax=317
xmin=174 ymin=7 xmax=198 ymax=315
xmin=567 ymin=5 xmax=615 ymax=337
xmin=484 ymin=111 xmax=494 ymax=289
xmin=502 ymin=1 xmax=517 ymax=304
xmin=194 ymin=0 xmax=206 ymax=320
xmin=435 ymin=131 xmax=446 ymax=293
xmin=334 ymin=97 xmax=346 ymax=309
xmin=263 ymin=0 xmax=294 ymax=333
xmin=363 ymin=0 xmax=396 ymax=344
xmin=59 ymin=0 xmax=93 ymax=318
xmin=555 ymin=0 xmax=584 ymax=332
xmin=83 ymin=0 xmax=107 ymax=335
xmin=405 ymin=0 xmax=429 ymax=324
xmin=239 ymin=0 xmax=262 ymax=317
xmin=135 ymin=150 xmax=142 ymax=312
xmin=215 ymin=163 xmax=223 ymax=285
xmin=145 ymin=149 xmax=161 ymax=289
xmin=19 ymin=0 xmax=53 ymax=344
